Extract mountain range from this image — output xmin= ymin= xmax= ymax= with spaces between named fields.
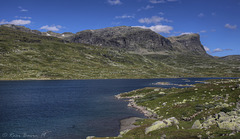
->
xmin=0 ymin=24 xmax=239 ymax=80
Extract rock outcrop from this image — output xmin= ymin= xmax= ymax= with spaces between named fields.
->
xmin=70 ymin=26 xmax=173 ymax=54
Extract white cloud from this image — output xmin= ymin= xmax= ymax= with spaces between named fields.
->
xmin=180 ymin=32 xmax=194 ymax=35
xmin=0 ymin=19 xmax=8 ymax=25
xmin=200 ymin=30 xmax=207 ymax=33
xmin=138 ymin=16 xmax=172 ymax=24
xmin=138 ymin=5 xmax=154 ymax=11
xmin=212 ymin=48 xmax=232 ymax=53
xmin=198 ymin=13 xmax=204 ymax=17
xmin=107 ymin=0 xmax=122 ymax=5
xmin=158 ymin=12 xmax=164 ymax=15
xmin=149 ymin=0 xmax=178 ymax=4
xmin=211 ymin=29 xmax=216 ymax=32
xmin=213 ymin=48 xmax=223 ymax=52
xmin=149 ymin=0 xmax=165 ymax=4
xmin=134 ymin=25 xmax=173 ymax=33
xmin=15 ymin=16 xmax=32 ymax=19
xmin=204 ymin=46 xmax=210 ymax=52
xmin=115 ymin=15 xmax=135 ymax=19
xmin=201 ymin=47 xmax=233 ymax=54
xmin=225 ymin=24 xmax=237 ymax=30
xmin=40 ymin=25 xmax=62 ymax=31
xmin=0 ymin=19 xmax=31 ymax=25
xmin=18 ymin=6 xmax=28 ymax=12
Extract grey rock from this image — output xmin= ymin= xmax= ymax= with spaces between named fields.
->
xmin=161 ymin=134 xmax=166 ymax=139
xmin=192 ymin=120 xmax=202 ymax=129
xmin=145 ymin=117 xmax=179 ymax=134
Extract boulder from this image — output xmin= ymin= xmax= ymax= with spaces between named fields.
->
xmin=145 ymin=121 xmax=167 ymax=134
xmin=118 ymin=129 xmax=130 ymax=137
xmin=145 ymin=117 xmax=179 ymax=134
xmin=227 ymin=111 xmax=237 ymax=116
xmin=192 ymin=120 xmax=202 ymax=129
xmin=86 ymin=136 xmax=95 ymax=139
xmin=202 ymin=116 xmax=216 ymax=129
xmin=217 ymin=121 xmax=238 ymax=131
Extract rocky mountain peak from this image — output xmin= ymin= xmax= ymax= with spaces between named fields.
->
xmin=72 ymin=26 xmax=173 ymax=54
xmin=71 ymin=26 xmax=207 ymax=55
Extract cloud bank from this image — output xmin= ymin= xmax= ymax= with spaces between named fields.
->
xmin=138 ymin=16 xmax=172 ymax=24
xmin=0 ymin=19 xmax=31 ymax=25
xmin=107 ymin=0 xmax=121 ymax=5
xmin=225 ymin=24 xmax=237 ymax=30
xmin=40 ymin=25 xmax=62 ymax=31
xmin=149 ymin=0 xmax=178 ymax=4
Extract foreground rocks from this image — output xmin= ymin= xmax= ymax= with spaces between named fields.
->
xmin=192 ymin=101 xmax=240 ymax=131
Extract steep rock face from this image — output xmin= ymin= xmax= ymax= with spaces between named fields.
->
xmin=70 ymin=26 xmax=173 ymax=53
xmin=168 ymin=34 xmax=207 ymax=55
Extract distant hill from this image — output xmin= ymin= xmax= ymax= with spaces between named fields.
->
xmin=0 ymin=24 xmax=239 ymax=80
xmin=220 ymin=55 xmax=240 ymax=61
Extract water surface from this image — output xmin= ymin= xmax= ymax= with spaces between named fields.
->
xmin=0 ymin=78 xmax=224 ymax=138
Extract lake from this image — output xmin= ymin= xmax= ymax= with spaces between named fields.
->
xmin=0 ymin=78 xmax=225 ymax=139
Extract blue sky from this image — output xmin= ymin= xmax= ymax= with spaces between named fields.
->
xmin=0 ymin=0 xmax=239 ymax=56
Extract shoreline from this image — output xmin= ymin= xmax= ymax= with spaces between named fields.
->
xmin=120 ymin=117 xmax=142 ymax=132
xmin=115 ymin=94 xmax=158 ymax=119
xmin=0 ymin=77 xmax=237 ymax=81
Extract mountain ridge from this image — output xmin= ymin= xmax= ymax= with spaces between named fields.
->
xmin=1 ymin=24 xmax=207 ymax=55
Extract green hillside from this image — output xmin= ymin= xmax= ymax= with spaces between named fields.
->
xmin=0 ymin=26 xmax=239 ymax=80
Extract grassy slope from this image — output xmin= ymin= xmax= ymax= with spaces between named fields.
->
xmin=95 ymin=79 xmax=240 ymax=139
xmin=0 ymin=26 xmax=240 ymax=80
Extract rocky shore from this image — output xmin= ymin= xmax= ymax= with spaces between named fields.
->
xmin=115 ymin=94 xmax=158 ymax=118
xmin=88 ymin=79 xmax=240 ymax=139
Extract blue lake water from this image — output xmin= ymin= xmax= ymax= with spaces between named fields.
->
xmin=0 ymin=78 xmax=227 ymax=139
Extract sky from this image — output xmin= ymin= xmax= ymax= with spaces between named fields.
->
xmin=0 ymin=0 xmax=240 ymax=57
